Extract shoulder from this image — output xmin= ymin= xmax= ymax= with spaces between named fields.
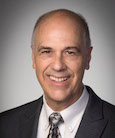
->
xmin=0 ymin=96 xmax=43 ymax=122
xmin=86 ymin=85 xmax=115 ymax=120
xmin=103 ymin=100 xmax=115 ymax=120
xmin=0 ymin=96 xmax=43 ymax=137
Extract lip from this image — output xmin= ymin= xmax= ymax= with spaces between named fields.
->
xmin=46 ymin=75 xmax=71 ymax=86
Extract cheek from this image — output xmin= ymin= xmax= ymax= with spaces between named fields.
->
xmin=67 ymin=58 xmax=84 ymax=73
xmin=35 ymin=58 xmax=50 ymax=79
xmin=35 ymin=62 xmax=45 ymax=76
xmin=68 ymin=60 xmax=85 ymax=85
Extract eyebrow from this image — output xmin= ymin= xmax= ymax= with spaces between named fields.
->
xmin=64 ymin=46 xmax=81 ymax=52
xmin=37 ymin=46 xmax=52 ymax=51
xmin=37 ymin=45 xmax=80 ymax=52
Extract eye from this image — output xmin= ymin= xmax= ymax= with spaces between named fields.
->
xmin=66 ymin=51 xmax=76 ymax=55
xmin=41 ymin=50 xmax=51 ymax=54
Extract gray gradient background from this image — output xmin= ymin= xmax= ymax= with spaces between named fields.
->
xmin=0 ymin=0 xmax=115 ymax=112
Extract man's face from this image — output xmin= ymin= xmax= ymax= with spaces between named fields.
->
xmin=32 ymin=17 xmax=92 ymax=110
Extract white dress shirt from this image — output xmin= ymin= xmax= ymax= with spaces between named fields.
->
xmin=37 ymin=86 xmax=89 ymax=138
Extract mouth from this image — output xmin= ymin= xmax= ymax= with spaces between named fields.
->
xmin=49 ymin=75 xmax=70 ymax=82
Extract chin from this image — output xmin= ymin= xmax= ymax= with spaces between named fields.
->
xmin=50 ymin=93 xmax=70 ymax=103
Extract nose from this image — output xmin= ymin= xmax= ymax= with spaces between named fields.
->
xmin=51 ymin=53 xmax=67 ymax=72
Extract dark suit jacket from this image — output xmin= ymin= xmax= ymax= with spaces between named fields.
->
xmin=0 ymin=86 xmax=115 ymax=138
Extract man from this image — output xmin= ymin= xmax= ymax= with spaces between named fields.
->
xmin=0 ymin=9 xmax=115 ymax=138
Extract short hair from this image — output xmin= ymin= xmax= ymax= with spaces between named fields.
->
xmin=31 ymin=9 xmax=91 ymax=49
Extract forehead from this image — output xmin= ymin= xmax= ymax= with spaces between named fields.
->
xmin=34 ymin=15 xmax=84 ymax=47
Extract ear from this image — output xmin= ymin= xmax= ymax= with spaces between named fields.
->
xmin=85 ymin=47 xmax=93 ymax=70
xmin=31 ymin=45 xmax=36 ymax=69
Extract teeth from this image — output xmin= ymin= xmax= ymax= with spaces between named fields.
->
xmin=49 ymin=76 xmax=68 ymax=82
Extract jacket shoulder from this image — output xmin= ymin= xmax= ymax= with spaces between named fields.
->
xmin=0 ymin=96 xmax=43 ymax=125
xmin=0 ymin=96 xmax=43 ymax=137
xmin=86 ymin=86 xmax=115 ymax=120
xmin=103 ymin=100 xmax=115 ymax=120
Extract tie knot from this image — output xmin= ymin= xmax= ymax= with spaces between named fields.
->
xmin=49 ymin=112 xmax=64 ymax=126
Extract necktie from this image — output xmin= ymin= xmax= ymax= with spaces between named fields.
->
xmin=47 ymin=112 xmax=64 ymax=138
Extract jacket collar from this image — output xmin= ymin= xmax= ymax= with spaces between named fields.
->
xmin=19 ymin=96 xmax=43 ymax=138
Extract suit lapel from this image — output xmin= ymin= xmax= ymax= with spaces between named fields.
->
xmin=75 ymin=86 xmax=108 ymax=138
xmin=19 ymin=97 xmax=43 ymax=138
xmin=75 ymin=118 xmax=108 ymax=138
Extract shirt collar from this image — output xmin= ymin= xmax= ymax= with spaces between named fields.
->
xmin=60 ymin=86 xmax=89 ymax=132
xmin=43 ymin=85 xmax=89 ymax=132
xmin=42 ymin=95 xmax=54 ymax=130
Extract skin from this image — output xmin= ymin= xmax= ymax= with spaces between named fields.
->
xmin=32 ymin=14 xmax=92 ymax=111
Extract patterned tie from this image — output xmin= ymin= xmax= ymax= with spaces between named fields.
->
xmin=47 ymin=112 xmax=64 ymax=138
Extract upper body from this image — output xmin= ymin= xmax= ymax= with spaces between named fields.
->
xmin=0 ymin=86 xmax=115 ymax=138
xmin=0 ymin=9 xmax=115 ymax=138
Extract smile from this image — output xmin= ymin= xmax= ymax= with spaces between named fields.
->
xmin=49 ymin=76 xmax=69 ymax=82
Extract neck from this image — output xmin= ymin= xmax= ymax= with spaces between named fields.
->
xmin=45 ymin=85 xmax=84 ymax=111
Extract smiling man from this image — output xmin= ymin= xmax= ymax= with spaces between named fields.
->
xmin=32 ymin=10 xmax=92 ymax=112
xmin=0 ymin=9 xmax=115 ymax=138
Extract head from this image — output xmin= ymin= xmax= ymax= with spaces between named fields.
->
xmin=31 ymin=9 xmax=92 ymax=111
